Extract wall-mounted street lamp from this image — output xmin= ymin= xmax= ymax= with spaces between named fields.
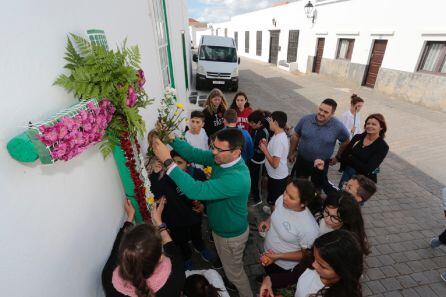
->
xmin=304 ymin=1 xmax=315 ymax=23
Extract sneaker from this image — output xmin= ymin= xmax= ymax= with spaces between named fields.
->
xmin=199 ymin=248 xmax=216 ymax=263
xmin=250 ymin=200 xmax=263 ymax=207
xmin=430 ymin=237 xmax=443 ymax=248
xmin=184 ymin=259 xmax=194 ymax=271
xmin=441 ymin=271 xmax=446 ymax=282
xmin=211 ymin=257 xmax=223 ymax=269
xmin=262 ymin=205 xmax=272 ymax=215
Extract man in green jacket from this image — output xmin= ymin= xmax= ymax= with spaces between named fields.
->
xmin=152 ymin=128 xmax=253 ymax=297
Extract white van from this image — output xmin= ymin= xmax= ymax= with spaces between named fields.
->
xmin=193 ymin=35 xmax=240 ymax=91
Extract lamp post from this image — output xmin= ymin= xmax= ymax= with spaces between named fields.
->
xmin=304 ymin=1 xmax=315 ymax=23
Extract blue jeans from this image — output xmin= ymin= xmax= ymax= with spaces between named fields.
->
xmin=338 ymin=166 xmax=357 ymax=189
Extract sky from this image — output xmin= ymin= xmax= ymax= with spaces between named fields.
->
xmin=187 ymin=0 xmax=297 ymax=23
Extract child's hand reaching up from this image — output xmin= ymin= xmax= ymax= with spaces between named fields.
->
xmin=314 ymin=159 xmax=325 ymax=171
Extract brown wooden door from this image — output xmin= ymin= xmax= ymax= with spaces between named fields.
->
xmin=269 ymin=30 xmax=280 ymax=64
xmin=313 ymin=38 xmax=325 ymax=73
xmin=364 ymin=40 xmax=387 ymax=88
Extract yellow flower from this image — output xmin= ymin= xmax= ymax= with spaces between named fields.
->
xmin=185 ymin=118 xmax=189 ymax=123
xmin=176 ymin=103 xmax=184 ymax=110
xmin=146 ymin=195 xmax=155 ymax=205
xmin=203 ymin=166 xmax=212 ymax=175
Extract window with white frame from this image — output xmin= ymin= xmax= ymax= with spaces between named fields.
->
xmin=153 ymin=0 xmax=170 ymax=87
xmin=418 ymin=41 xmax=446 ymax=74
xmin=336 ymin=38 xmax=355 ymax=60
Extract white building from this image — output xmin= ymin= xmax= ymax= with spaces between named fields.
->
xmin=210 ymin=0 xmax=446 ymax=110
xmin=0 ymin=0 xmax=190 ymax=296
xmin=189 ymin=18 xmax=211 ymax=48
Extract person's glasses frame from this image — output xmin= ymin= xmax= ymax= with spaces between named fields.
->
xmin=210 ymin=142 xmax=236 ymax=153
xmin=323 ymin=208 xmax=343 ymax=224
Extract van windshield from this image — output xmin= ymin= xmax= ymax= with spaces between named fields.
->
xmin=199 ymin=45 xmax=237 ymax=62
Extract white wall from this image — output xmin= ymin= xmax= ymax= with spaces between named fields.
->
xmin=212 ymin=1 xmax=311 ymax=69
xmin=190 ymin=26 xmax=209 ymax=48
xmin=165 ymin=0 xmax=192 ymax=98
xmin=0 ymin=0 xmax=188 ymax=296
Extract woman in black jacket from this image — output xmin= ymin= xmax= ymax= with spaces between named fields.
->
xmin=101 ymin=198 xmax=185 ymax=297
xmin=339 ymin=113 xmax=389 ymax=187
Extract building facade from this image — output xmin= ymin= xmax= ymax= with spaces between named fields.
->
xmin=0 ymin=0 xmax=190 ymax=296
xmin=211 ymin=0 xmax=446 ymax=110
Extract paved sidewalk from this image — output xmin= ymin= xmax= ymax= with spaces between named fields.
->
xmin=189 ymin=57 xmax=446 ymax=296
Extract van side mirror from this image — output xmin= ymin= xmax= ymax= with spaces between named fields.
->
xmin=193 ymin=54 xmax=198 ymax=62
xmin=238 ymin=57 xmax=240 ymax=64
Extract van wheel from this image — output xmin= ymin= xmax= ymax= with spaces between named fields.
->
xmin=231 ymin=83 xmax=238 ymax=92
xmin=196 ymin=78 xmax=202 ymax=90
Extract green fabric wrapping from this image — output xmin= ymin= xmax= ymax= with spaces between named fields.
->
xmin=113 ymin=145 xmax=143 ymax=223
xmin=26 ymin=129 xmax=53 ymax=164
xmin=6 ymin=132 xmax=39 ymax=162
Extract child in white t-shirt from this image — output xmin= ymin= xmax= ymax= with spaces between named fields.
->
xmin=259 ymin=111 xmax=290 ymax=207
xmin=185 ymin=110 xmax=209 ymax=168
xmin=258 ymin=179 xmax=319 ymax=275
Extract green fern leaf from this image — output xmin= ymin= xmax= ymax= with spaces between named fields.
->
xmin=70 ymin=33 xmax=93 ymax=57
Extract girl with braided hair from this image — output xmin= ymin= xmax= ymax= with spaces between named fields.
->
xmin=102 ymin=198 xmax=185 ymax=297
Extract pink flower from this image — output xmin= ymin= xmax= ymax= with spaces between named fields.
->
xmin=37 ymin=99 xmax=115 ymax=162
xmin=86 ymin=102 xmax=99 ymax=114
xmin=126 ymin=86 xmax=137 ymax=107
xmin=59 ymin=116 xmax=76 ymax=131
xmin=38 ymin=125 xmax=48 ymax=134
xmin=83 ymin=122 xmax=92 ymax=132
xmin=137 ymin=69 xmax=146 ymax=88
xmin=51 ymin=143 xmax=67 ymax=160
xmin=96 ymin=114 xmax=107 ymax=129
xmin=56 ymin=124 xmax=68 ymax=140
xmin=79 ymin=109 xmax=89 ymax=121
xmin=43 ymin=129 xmax=59 ymax=145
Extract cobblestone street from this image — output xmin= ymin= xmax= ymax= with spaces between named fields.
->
xmin=191 ymin=57 xmax=446 ymax=296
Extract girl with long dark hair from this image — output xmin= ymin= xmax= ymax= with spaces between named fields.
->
xmin=230 ymin=92 xmax=253 ymax=132
xmin=260 ymin=229 xmax=364 ymax=297
xmin=318 ymin=191 xmax=370 ymax=255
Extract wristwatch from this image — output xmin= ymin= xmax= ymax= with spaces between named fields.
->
xmin=157 ymin=222 xmax=167 ymax=229
xmin=157 ymin=222 xmax=168 ymax=233
xmin=163 ymin=158 xmax=175 ymax=167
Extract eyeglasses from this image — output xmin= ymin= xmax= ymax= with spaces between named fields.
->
xmin=323 ymin=209 xmax=342 ymax=224
xmin=210 ymin=142 xmax=235 ymax=153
